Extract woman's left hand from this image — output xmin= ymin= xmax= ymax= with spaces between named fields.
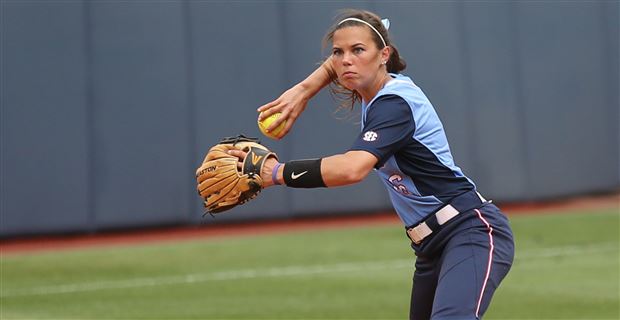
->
xmin=227 ymin=149 xmax=280 ymax=188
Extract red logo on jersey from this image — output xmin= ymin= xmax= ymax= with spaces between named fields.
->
xmin=388 ymin=174 xmax=410 ymax=195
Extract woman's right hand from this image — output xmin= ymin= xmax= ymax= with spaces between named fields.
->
xmin=257 ymin=58 xmax=335 ymax=140
xmin=256 ymin=84 xmax=309 ymax=140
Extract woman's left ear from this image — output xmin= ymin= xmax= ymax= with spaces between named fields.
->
xmin=382 ymin=46 xmax=391 ymax=64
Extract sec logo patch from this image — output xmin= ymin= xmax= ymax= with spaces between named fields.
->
xmin=363 ymin=131 xmax=378 ymax=142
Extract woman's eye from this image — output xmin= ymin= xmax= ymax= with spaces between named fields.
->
xmin=332 ymin=49 xmax=342 ymax=56
xmin=354 ymin=47 xmax=364 ymax=54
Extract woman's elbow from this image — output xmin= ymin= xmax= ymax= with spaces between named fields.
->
xmin=323 ymin=151 xmax=376 ymax=186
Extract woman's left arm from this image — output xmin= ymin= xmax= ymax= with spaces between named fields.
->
xmin=228 ymin=149 xmax=377 ymax=188
xmin=319 ymin=150 xmax=378 ymax=187
xmin=263 ymin=150 xmax=377 ymax=188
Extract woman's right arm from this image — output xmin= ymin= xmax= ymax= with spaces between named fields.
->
xmin=257 ymin=58 xmax=335 ymax=139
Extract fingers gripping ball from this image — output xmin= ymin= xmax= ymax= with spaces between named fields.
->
xmin=195 ymin=135 xmax=278 ymax=214
xmin=258 ymin=112 xmax=286 ymax=139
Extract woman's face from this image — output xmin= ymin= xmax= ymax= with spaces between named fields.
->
xmin=331 ymin=26 xmax=387 ymax=92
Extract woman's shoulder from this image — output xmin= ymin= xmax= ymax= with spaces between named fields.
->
xmin=378 ymin=74 xmax=430 ymax=105
xmin=367 ymin=94 xmax=412 ymax=120
xmin=385 ymin=73 xmax=417 ymax=89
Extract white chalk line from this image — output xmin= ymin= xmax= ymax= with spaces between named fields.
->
xmin=1 ymin=242 xmax=616 ymax=298
xmin=1 ymin=260 xmax=413 ymax=298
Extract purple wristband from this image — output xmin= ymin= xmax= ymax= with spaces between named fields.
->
xmin=271 ymin=162 xmax=282 ymax=185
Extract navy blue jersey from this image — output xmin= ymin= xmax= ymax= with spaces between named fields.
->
xmin=349 ymin=74 xmax=475 ymax=227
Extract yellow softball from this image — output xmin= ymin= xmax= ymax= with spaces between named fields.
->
xmin=258 ymin=112 xmax=286 ymax=139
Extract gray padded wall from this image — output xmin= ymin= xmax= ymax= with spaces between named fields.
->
xmin=1 ymin=2 xmax=90 ymax=235
xmin=458 ymin=3 xmax=529 ymax=200
xmin=188 ymin=1 xmax=291 ymax=223
xmin=1 ymin=1 xmax=618 ymax=236
xmin=88 ymin=1 xmax=193 ymax=230
xmin=514 ymin=2 xmax=619 ymax=198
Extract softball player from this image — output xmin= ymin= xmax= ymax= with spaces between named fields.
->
xmin=235 ymin=9 xmax=515 ymax=319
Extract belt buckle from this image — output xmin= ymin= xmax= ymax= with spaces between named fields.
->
xmin=408 ymin=227 xmax=422 ymax=245
xmin=407 ymin=222 xmax=432 ymax=245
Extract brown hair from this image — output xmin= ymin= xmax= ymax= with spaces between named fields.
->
xmin=322 ymin=9 xmax=407 ymax=110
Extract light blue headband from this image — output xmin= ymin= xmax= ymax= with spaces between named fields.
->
xmin=338 ymin=17 xmax=391 ymax=47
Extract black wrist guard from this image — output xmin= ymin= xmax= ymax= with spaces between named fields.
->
xmin=283 ymin=158 xmax=326 ymax=188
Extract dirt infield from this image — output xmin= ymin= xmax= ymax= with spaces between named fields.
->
xmin=0 ymin=213 xmax=400 ymax=255
xmin=499 ymin=191 xmax=619 ymax=214
xmin=1 ymin=192 xmax=618 ymax=255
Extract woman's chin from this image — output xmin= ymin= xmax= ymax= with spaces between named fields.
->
xmin=339 ymin=79 xmax=356 ymax=91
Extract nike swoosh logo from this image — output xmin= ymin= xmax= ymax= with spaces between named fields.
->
xmin=291 ymin=171 xmax=308 ymax=179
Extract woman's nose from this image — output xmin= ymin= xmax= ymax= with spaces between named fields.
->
xmin=342 ymin=52 xmax=353 ymax=66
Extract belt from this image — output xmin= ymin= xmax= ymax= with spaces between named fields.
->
xmin=407 ymin=190 xmax=488 ymax=245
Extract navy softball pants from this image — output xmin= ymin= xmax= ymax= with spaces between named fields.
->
xmin=409 ymin=203 xmax=514 ymax=320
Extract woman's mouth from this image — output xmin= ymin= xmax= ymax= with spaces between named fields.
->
xmin=342 ymin=71 xmax=356 ymax=79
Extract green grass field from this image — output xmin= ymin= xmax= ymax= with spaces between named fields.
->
xmin=1 ymin=208 xmax=618 ymax=319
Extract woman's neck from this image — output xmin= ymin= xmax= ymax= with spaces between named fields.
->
xmin=359 ymin=71 xmax=391 ymax=104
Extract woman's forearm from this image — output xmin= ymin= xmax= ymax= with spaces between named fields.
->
xmin=296 ymin=58 xmax=335 ymax=100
